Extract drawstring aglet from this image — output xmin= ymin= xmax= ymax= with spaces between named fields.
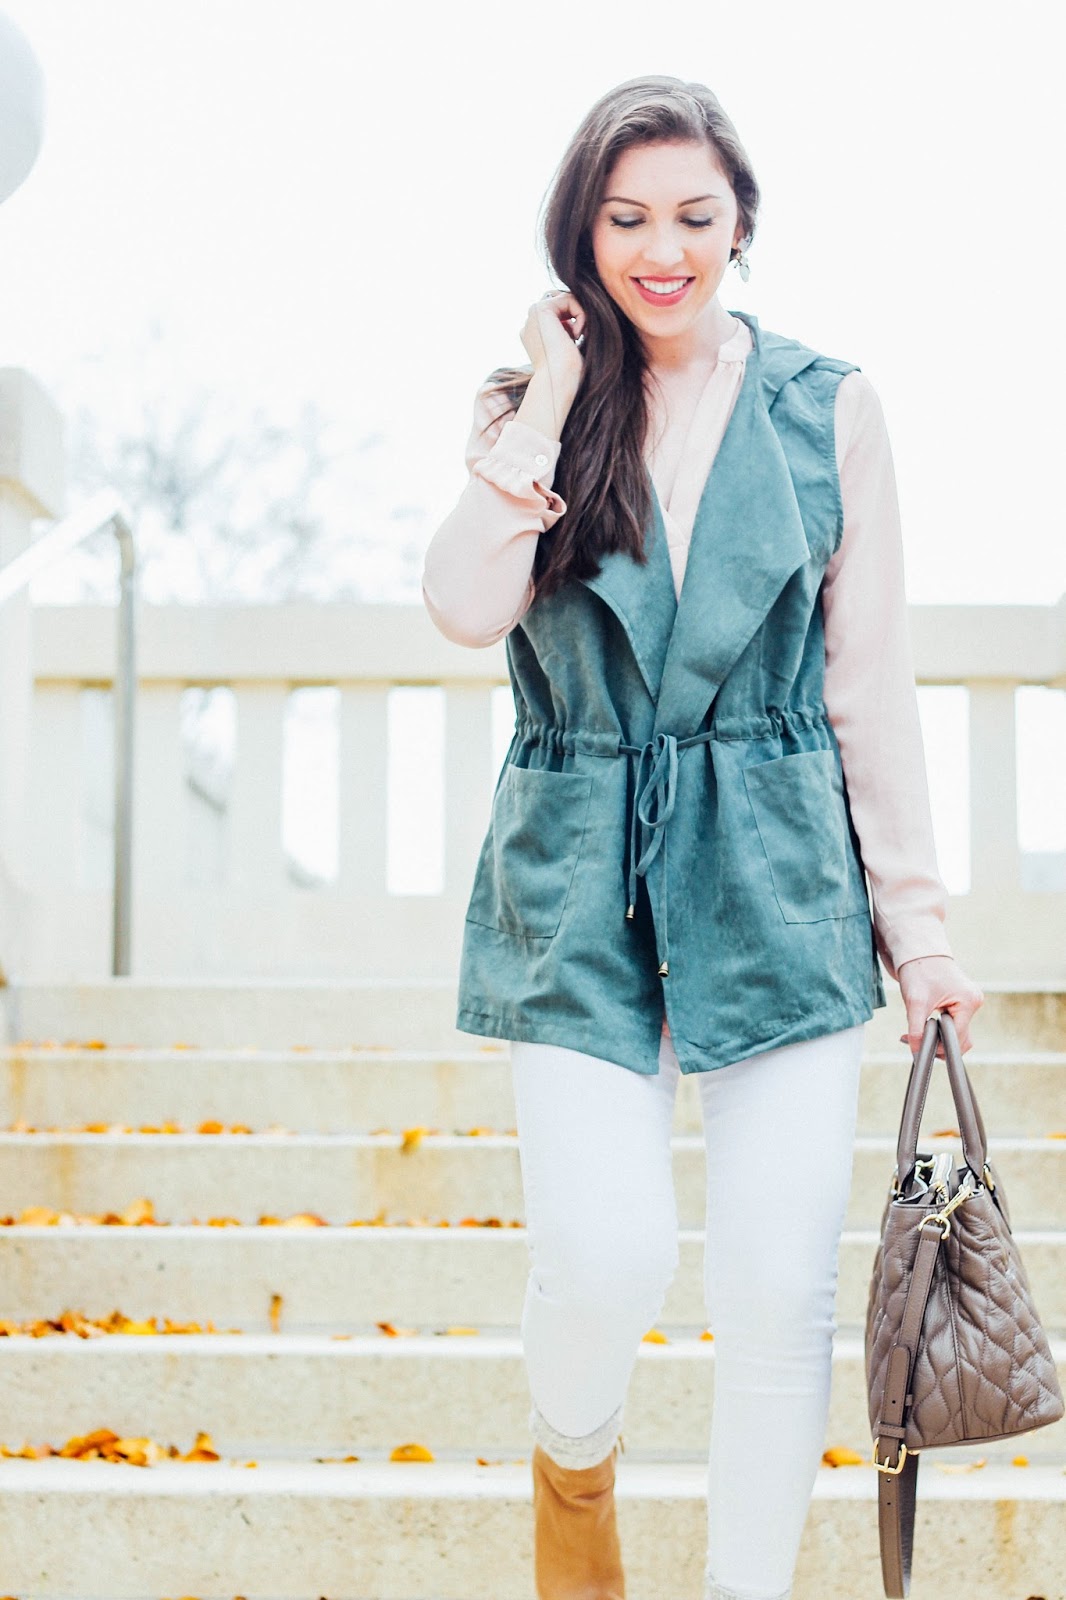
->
xmin=657 ymin=959 xmax=669 ymax=977
xmin=625 ymin=904 xmax=635 ymax=920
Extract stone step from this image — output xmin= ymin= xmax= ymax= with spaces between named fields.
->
xmin=0 ymin=1130 xmax=1062 ymax=1229
xmin=0 ymin=1456 xmax=1061 ymax=1599
xmin=2 ymin=1328 xmax=1064 ymax=1463
xmin=2 ymin=1224 xmax=1064 ymax=1335
xmin=2 ymin=1043 xmax=1064 ymax=1138
xmin=5 ymin=977 xmax=1065 ymax=1051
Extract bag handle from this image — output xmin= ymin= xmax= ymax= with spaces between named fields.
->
xmin=894 ymin=1010 xmax=988 ymax=1195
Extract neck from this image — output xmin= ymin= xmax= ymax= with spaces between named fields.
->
xmin=644 ymin=299 xmax=739 ymax=375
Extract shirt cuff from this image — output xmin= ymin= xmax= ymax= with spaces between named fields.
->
xmin=876 ymin=916 xmax=955 ymax=982
xmin=471 ymin=419 xmax=567 ymax=526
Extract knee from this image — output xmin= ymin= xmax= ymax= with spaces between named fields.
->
xmin=532 ymin=1212 xmax=679 ymax=1315
xmin=705 ymin=1249 xmax=839 ymax=1347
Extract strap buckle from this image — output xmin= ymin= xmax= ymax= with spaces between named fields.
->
xmin=872 ymin=1437 xmax=909 ymax=1475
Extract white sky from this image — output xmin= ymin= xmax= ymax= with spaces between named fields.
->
xmin=1 ymin=0 xmax=1063 ymax=884
xmin=1 ymin=0 xmax=1063 ymax=605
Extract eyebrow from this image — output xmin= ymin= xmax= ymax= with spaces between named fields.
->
xmin=601 ymin=193 xmax=724 ymax=206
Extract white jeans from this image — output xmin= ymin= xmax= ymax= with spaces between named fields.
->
xmin=509 ymin=1019 xmax=867 ymax=1600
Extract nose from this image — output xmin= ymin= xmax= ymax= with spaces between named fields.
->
xmin=639 ymin=225 xmax=687 ymax=270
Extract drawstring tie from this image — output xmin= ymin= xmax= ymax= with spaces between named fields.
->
xmin=618 ymin=728 xmax=716 ymax=977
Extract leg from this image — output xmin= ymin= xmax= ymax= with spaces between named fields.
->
xmin=511 ymin=1030 xmax=682 ymax=1463
xmin=693 ymin=1023 xmax=867 ymax=1600
xmin=510 ymin=1030 xmax=681 ymax=1600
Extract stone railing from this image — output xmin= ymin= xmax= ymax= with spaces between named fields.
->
xmin=2 ymin=367 xmax=1064 ymax=985
xmin=0 ymin=595 xmax=1059 ymax=984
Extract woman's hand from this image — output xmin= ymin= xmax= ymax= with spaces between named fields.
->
xmin=520 ymin=289 xmax=587 ymax=407
xmin=896 ymin=953 xmax=984 ymax=1056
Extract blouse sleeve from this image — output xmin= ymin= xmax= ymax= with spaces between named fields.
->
xmin=820 ymin=368 xmax=955 ymax=982
xmin=420 ymin=375 xmax=567 ymax=648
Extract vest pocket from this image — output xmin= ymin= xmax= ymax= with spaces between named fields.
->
xmin=465 ymin=764 xmax=595 ymax=939
xmin=743 ymin=748 xmax=869 ymax=923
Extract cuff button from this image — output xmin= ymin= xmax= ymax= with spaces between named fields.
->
xmin=534 ymin=453 xmax=548 ymax=467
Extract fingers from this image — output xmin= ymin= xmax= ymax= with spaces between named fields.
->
xmin=898 ymin=986 xmax=985 ymax=1056
xmin=538 ymin=287 xmax=587 ymax=343
xmin=941 ymin=986 xmax=985 ymax=1054
xmin=900 ymin=1018 xmax=945 ymax=1058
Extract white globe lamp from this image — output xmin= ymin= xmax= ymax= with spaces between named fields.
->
xmin=0 ymin=10 xmax=44 ymax=206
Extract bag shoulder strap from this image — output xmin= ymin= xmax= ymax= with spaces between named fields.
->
xmin=874 ymin=1213 xmax=944 ymax=1596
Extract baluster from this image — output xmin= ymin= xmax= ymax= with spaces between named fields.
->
xmin=443 ymin=684 xmax=495 ymax=902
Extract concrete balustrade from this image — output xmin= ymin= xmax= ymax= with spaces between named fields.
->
xmin=1 ymin=363 xmax=1064 ymax=985
xmin=6 ymin=594 xmax=1061 ymax=984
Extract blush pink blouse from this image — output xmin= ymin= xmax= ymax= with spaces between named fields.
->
xmin=421 ymin=316 xmax=954 ymax=993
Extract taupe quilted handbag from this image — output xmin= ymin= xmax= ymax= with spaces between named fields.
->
xmin=865 ymin=1008 xmax=1064 ymax=1597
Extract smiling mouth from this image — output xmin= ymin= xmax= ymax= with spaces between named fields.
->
xmin=631 ymin=276 xmax=696 ymax=304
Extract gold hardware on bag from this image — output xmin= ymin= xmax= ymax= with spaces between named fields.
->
xmin=891 ymin=1153 xmax=939 ymax=1200
xmin=920 ymin=1176 xmax=976 ymax=1237
xmin=928 ymin=1151 xmax=953 ymax=1201
xmin=872 ymin=1437 xmax=908 ymax=1475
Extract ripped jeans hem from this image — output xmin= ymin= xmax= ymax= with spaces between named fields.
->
xmin=528 ymin=1399 xmax=625 ymax=1469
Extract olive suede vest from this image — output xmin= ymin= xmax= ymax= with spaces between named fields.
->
xmin=455 ymin=309 xmax=887 ymax=1075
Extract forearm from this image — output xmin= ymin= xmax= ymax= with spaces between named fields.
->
xmin=822 ymin=370 xmax=954 ymax=983
xmin=421 ymin=375 xmax=571 ymax=649
xmin=514 ymin=366 xmax=579 ymax=441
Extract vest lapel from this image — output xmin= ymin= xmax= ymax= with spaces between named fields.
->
xmin=652 ymin=312 xmax=819 ymax=736
xmin=576 ymin=466 xmax=678 ymax=703
xmin=576 ymin=311 xmax=821 ymax=730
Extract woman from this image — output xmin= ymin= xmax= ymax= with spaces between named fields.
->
xmin=422 ymin=75 xmax=983 ymax=1600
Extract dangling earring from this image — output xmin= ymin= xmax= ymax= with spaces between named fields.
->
xmin=732 ymin=243 xmax=751 ymax=283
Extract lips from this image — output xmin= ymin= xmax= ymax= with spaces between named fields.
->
xmin=631 ymin=276 xmax=695 ymax=307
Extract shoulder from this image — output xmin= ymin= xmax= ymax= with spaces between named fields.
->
xmin=755 ymin=327 xmax=856 ymax=427
xmin=832 ymin=370 xmax=890 ymax=470
xmin=757 ymin=324 xmax=860 ymax=381
xmin=759 ymin=326 xmax=889 ymax=449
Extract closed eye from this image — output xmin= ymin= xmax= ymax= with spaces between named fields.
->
xmin=610 ymin=217 xmax=715 ymax=229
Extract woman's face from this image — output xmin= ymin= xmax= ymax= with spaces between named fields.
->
xmin=590 ymin=139 xmax=744 ymax=347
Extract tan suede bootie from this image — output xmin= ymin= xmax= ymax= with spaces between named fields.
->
xmin=531 ymin=1438 xmax=625 ymax=1599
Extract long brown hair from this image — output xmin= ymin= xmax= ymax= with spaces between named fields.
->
xmin=481 ymin=75 xmax=761 ymax=603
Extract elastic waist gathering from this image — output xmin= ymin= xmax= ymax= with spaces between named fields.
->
xmin=509 ymin=704 xmax=831 ymax=985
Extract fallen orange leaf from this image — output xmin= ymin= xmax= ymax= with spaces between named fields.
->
xmin=822 ymin=1446 xmax=864 ymax=1466
xmin=184 ymin=1430 xmax=220 ymax=1462
xmin=391 ymin=1442 xmax=434 ymax=1461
